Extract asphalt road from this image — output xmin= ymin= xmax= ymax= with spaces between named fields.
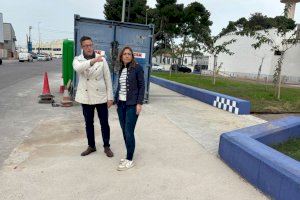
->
xmin=0 ymin=59 xmax=62 ymax=168
xmin=0 ymin=59 xmax=61 ymax=90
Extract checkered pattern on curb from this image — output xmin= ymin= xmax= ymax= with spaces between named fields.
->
xmin=213 ymin=96 xmax=239 ymax=114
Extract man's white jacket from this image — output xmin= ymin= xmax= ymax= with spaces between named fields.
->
xmin=73 ymin=53 xmax=113 ymax=105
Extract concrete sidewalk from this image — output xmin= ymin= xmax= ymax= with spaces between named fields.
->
xmin=0 ymin=73 xmax=269 ymax=200
xmin=1 ymin=59 xmax=19 ymax=65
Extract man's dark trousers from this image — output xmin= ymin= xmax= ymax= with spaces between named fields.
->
xmin=82 ymin=103 xmax=110 ymax=148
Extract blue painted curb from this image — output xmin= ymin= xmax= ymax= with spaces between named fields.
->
xmin=219 ymin=116 xmax=300 ymax=200
xmin=150 ymin=76 xmax=250 ymax=115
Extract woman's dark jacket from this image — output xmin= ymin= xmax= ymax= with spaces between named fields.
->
xmin=115 ymin=62 xmax=145 ymax=105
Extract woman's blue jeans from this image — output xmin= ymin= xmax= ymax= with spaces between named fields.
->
xmin=117 ymin=101 xmax=139 ymax=161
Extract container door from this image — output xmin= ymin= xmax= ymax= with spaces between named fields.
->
xmin=115 ymin=26 xmax=153 ymax=102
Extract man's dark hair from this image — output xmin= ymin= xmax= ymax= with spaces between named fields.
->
xmin=80 ymin=36 xmax=92 ymax=45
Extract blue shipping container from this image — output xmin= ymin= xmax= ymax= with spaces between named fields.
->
xmin=73 ymin=15 xmax=154 ymax=103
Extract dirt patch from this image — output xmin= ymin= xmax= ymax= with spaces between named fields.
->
xmin=3 ymin=118 xmax=85 ymax=169
xmin=253 ymin=113 xmax=300 ymax=121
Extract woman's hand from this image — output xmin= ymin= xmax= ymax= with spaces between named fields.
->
xmin=107 ymin=100 xmax=113 ymax=108
xmin=136 ymin=104 xmax=142 ymax=115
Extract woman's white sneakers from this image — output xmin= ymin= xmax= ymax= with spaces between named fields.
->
xmin=119 ymin=158 xmax=126 ymax=165
xmin=117 ymin=159 xmax=135 ymax=171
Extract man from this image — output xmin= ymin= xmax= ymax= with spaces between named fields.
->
xmin=73 ymin=36 xmax=114 ymax=157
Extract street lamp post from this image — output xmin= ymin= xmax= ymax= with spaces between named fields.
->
xmin=28 ymin=26 xmax=32 ymax=53
xmin=127 ymin=0 xmax=131 ymax=22
xmin=146 ymin=9 xmax=149 ymax=25
xmin=38 ymin=22 xmax=41 ymax=54
xmin=121 ymin=0 xmax=126 ymax=22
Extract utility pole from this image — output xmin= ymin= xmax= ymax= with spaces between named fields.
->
xmin=38 ymin=22 xmax=41 ymax=54
xmin=28 ymin=26 xmax=32 ymax=53
xmin=121 ymin=0 xmax=126 ymax=22
xmin=146 ymin=9 xmax=148 ymax=25
xmin=127 ymin=0 xmax=131 ymax=22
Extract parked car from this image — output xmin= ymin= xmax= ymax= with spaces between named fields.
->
xmin=30 ymin=52 xmax=38 ymax=60
xmin=193 ymin=64 xmax=208 ymax=74
xmin=19 ymin=52 xmax=33 ymax=62
xmin=45 ymin=54 xmax=52 ymax=61
xmin=152 ymin=63 xmax=164 ymax=71
xmin=170 ymin=64 xmax=192 ymax=73
xmin=37 ymin=54 xmax=47 ymax=61
xmin=0 ymin=58 xmax=2 ymax=65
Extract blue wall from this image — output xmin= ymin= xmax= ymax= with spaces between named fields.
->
xmin=219 ymin=116 xmax=300 ymax=200
xmin=151 ymin=76 xmax=250 ymax=115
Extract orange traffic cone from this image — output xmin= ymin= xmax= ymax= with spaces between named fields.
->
xmin=61 ymin=89 xmax=73 ymax=107
xmin=59 ymin=76 xmax=64 ymax=93
xmin=39 ymin=72 xmax=54 ymax=103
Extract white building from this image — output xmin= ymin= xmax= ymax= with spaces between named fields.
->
xmin=32 ymin=39 xmax=63 ymax=58
xmin=208 ymin=0 xmax=300 ymax=84
xmin=152 ymin=53 xmax=209 ymax=71
xmin=0 ymin=13 xmax=4 ymax=59
xmin=3 ymin=23 xmax=17 ymax=59
xmin=210 ymin=28 xmax=300 ymax=84
xmin=0 ymin=13 xmax=17 ymax=59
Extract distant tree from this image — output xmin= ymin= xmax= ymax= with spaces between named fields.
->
xmin=202 ymin=35 xmax=236 ymax=85
xmin=150 ymin=0 xmax=183 ymax=60
xmin=218 ymin=12 xmax=298 ymax=99
xmin=153 ymin=0 xmax=184 ymax=43
xmin=104 ymin=0 xmax=148 ymax=23
xmin=185 ymin=40 xmax=203 ymax=65
xmin=179 ymin=2 xmax=212 ymax=65
xmin=247 ymin=19 xmax=298 ymax=99
xmin=231 ymin=13 xmax=297 ymax=99
xmin=104 ymin=0 xmax=123 ymax=21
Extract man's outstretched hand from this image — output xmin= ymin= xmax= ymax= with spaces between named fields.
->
xmin=90 ymin=56 xmax=103 ymax=66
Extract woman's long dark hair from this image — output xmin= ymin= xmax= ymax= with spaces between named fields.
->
xmin=119 ymin=46 xmax=137 ymax=71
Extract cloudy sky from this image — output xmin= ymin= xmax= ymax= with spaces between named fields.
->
xmin=0 ymin=0 xmax=299 ymax=46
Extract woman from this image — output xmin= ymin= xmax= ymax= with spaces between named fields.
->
xmin=115 ymin=46 xmax=145 ymax=171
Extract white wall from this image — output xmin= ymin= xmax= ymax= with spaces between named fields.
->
xmin=0 ymin=49 xmax=7 ymax=58
xmin=0 ymin=13 xmax=3 ymax=43
xmin=211 ymin=29 xmax=300 ymax=82
xmin=282 ymin=44 xmax=300 ymax=78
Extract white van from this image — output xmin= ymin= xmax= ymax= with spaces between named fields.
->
xmin=19 ymin=52 xmax=33 ymax=62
